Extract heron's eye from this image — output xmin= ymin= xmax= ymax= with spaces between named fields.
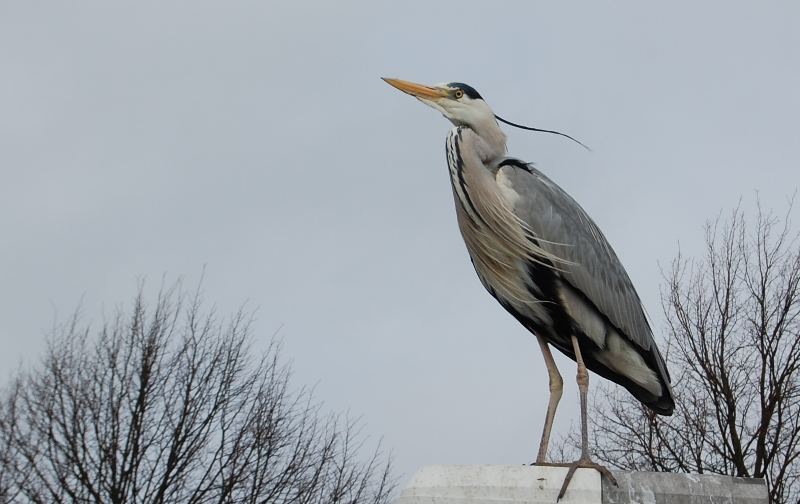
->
xmin=453 ymin=89 xmax=464 ymax=99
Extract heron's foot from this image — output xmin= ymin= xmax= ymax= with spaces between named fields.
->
xmin=532 ymin=459 xmax=617 ymax=501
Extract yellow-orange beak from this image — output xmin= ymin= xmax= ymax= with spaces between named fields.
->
xmin=382 ymin=77 xmax=449 ymax=100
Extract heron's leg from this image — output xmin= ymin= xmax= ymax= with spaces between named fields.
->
xmin=550 ymin=335 xmax=616 ymax=501
xmin=535 ymin=334 xmax=563 ymax=463
xmin=571 ymin=334 xmax=591 ymax=460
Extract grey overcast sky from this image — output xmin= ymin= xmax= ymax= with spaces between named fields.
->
xmin=2 ymin=0 xmax=799 ymax=484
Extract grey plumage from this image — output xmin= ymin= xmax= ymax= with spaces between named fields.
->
xmin=446 ymin=125 xmax=673 ymax=413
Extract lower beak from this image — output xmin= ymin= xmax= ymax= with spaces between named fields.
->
xmin=382 ymin=77 xmax=448 ymax=100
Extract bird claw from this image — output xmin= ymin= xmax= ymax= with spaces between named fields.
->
xmin=531 ymin=460 xmax=617 ymax=501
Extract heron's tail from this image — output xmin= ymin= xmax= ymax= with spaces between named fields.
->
xmin=638 ymin=385 xmax=675 ymax=416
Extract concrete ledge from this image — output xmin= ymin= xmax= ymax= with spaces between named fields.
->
xmin=605 ymin=471 xmax=767 ymax=504
xmin=394 ymin=465 xmax=767 ymax=504
xmin=394 ymin=465 xmax=601 ymax=504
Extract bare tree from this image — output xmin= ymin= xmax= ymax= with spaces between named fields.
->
xmin=558 ymin=203 xmax=800 ymax=503
xmin=0 ymin=286 xmax=394 ymax=504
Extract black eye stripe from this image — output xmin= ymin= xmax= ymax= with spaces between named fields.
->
xmin=446 ymin=82 xmax=482 ymax=100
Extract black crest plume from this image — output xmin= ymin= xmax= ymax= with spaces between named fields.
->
xmin=495 ymin=114 xmax=590 ymax=151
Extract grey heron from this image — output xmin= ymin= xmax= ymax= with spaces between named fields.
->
xmin=383 ymin=78 xmax=674 ymax=499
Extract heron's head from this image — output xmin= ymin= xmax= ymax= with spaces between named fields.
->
xmin=382 ymin=77 xmax=590 ymax=152
xmin=382 ymin=78 xmax=495 ymax=130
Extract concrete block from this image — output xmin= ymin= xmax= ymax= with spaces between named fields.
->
xmin=604 ymin=471 xmax=768 ymax=504
xmin=393 ymin=465 xmax=601 ymax=504
xmin=393 ymin=465 xmax=768 ymax=504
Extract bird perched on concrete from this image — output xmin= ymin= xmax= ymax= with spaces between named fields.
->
xmin=382 ymin=77 xmax=674 ymax=499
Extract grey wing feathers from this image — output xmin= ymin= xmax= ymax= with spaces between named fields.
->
xmin=498 ymin=162 xmax=655 ymax=353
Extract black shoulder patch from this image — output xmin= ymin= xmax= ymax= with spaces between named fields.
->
xmin=447 ymin=82 xmax=483 ymax=100
xmin=498 ymin=158 xmax=533 ymax=173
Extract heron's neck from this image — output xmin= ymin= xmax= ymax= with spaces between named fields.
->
xmin=469 ymin=118 xmax=507 ymax=162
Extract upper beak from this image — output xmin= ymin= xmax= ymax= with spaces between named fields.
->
xmin=382 ymin=77 xmax=449 ymax=100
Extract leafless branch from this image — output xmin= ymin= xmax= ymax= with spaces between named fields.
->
xmin=555 ymin=201 xmax=800 ymax=504
xmin=0 ymin=285 xmax=395 ymax=504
